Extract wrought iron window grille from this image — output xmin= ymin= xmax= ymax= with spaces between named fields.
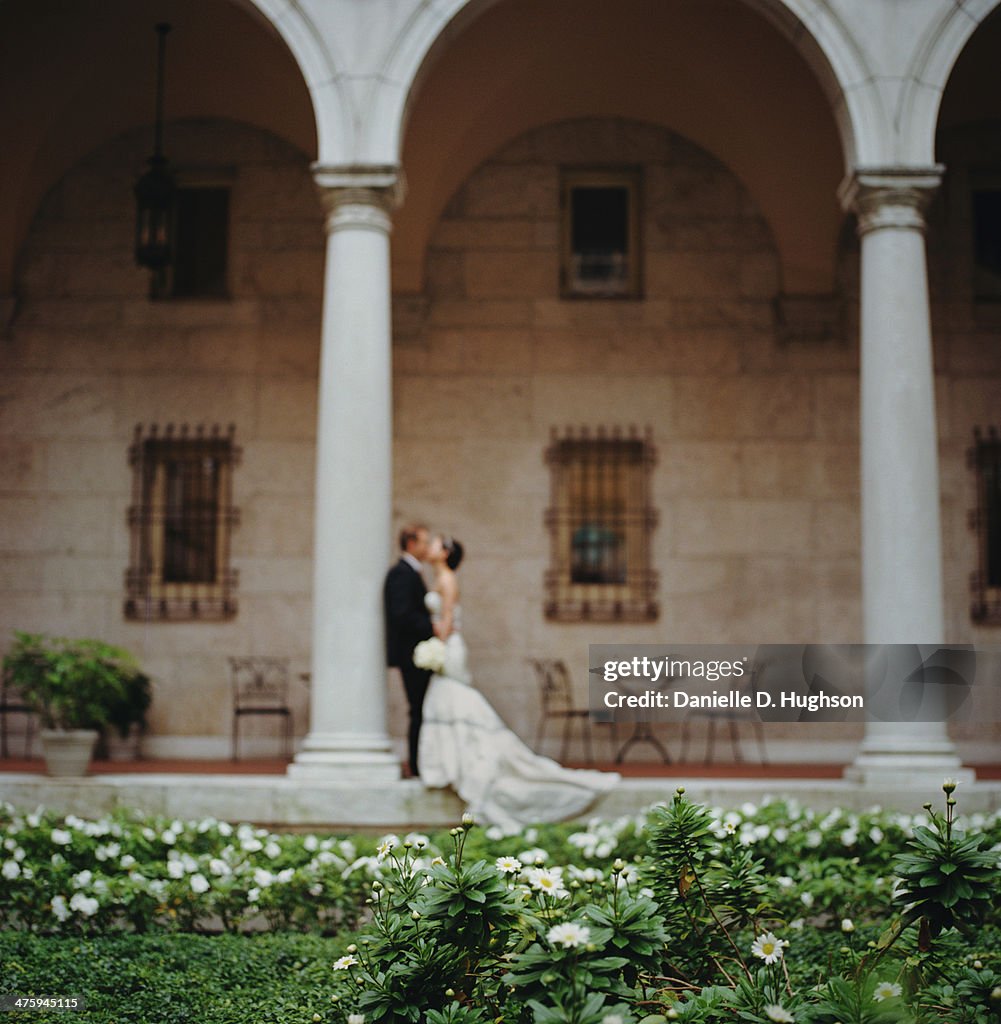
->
xmin=125 ymin=423 xmax=240 ymax=622
xmin=544 ymin=425 xmax=658 ymax=622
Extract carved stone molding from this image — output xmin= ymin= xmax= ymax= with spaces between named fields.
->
xmin=312 ymin=164 xmax=405 ymax=235
xmin=838 ymin=166 xmax=944 ymax=236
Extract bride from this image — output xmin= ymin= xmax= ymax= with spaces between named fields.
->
xmin=417 ymin=535 xmax=619 ymax=830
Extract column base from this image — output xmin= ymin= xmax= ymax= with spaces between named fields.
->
xmin=287 ymin=732 xmax=401 ymax=782
xmin=844 ymin=750 xmax=976 ymax=788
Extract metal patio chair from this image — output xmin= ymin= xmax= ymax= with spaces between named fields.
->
xmin=679 ymin=665 xmax=768 ymax=764
xmin=230 ymin=656 xmax=293 ymax=760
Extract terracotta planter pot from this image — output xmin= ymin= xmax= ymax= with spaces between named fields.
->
xmin=39 ymin=729 xmax=99 ymax=777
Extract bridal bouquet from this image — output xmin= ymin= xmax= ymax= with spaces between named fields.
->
xmin=413 ymin=637 xmax=447 ymax=674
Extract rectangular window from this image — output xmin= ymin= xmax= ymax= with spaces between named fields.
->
xmin=545 ymin=427 xmax=657 ymax=621
xmin=969 ymin=426 xmax=1001 ymax=623
xmin=560 ymin=168 xmax=641 ymax=299
xmin=171 ymin=186 xmax=230 ymax=298
xmin=125 ymin=424 xmax=240 ymax=621
xmin=971 ymin=180 xmax=1001 ymax=301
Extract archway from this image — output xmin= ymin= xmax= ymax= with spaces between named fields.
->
xmin=383 ymin=0 xmax=858 ymax=298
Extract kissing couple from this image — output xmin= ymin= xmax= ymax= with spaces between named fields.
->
xmin=383 ymin=522 xmax=619 ymax=830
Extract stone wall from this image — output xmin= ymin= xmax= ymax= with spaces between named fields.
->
xmin=1 ymin=115 xmax=998 ymax=762
xmin=390 ymin=117 xmax=999 ymax=760
xmin=1 ymin=119 xmax=323 ymax=755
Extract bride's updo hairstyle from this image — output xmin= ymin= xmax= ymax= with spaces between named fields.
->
xmin=442 ymin=536 xmax=464 ymax=570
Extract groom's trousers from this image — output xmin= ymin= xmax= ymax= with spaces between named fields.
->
xmin=400 ymin=663 xmax=432 ymax=777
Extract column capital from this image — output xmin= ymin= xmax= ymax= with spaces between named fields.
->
xmin=311 ymin=164 xmax=406 ymax=234
xmin=838 ymin=165 xmax=944 ymax=236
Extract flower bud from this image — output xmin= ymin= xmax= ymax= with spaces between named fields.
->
xmin=347 ymin=944 xmax=357 ymax=954
xmin=942 ymin=778 xmax=958 ymax=794
xmin=411 ymin=910 xmax=421 ymax=920
xmin=973 ymin=959 xmax=983 ymax=969
xmin=445 ymin=989 xmax=455 ymax=998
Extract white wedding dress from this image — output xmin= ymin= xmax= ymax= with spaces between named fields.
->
xmin=418 ymin=591 xmax=619 ymax=830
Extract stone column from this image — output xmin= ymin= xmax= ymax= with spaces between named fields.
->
xmin=839 ymin=168 xmax=973 ymax=787
xmin=288 ymin=167 xmax=402 ymax=782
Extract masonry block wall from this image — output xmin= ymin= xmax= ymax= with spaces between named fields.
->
xmin=1 ymin=119 xmax=323 ymax=754
xmin=1 ymin=115 xmax=998 ymax=759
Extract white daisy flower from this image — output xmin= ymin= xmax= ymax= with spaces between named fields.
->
xmin=348 ymin=1015 xmax=365 ymax=1024
xmin=872 ymin=981 xmax=902 ymax=1002
xmin=332 ymin=955 xmax=359 ymax=971
xmin=495 ymin=856 xmax=522 ymax=875
xmin=751 ymin=931 xmax=788 ymax=964
xmin=190 ymin=873 xmax=210 ymax=894
xmin=525 ymin=866 xmax=568 ymax=898
xmin=376 ymin=835 xmax=399 ymax=860
xmin=50 ymin=829 xmax=72 ymax=846
xmin=764 ymin=1003 xmax=794 ymax=1022
xmin=841 ymin=918 xmax=855 ymax=932
xmin=50 ymin=895 xmax=70 ymax=922
xmin=1 ymin=860 xmax=20 ymax=880
xmin=546 ymin=921 xmax=591 ymax=948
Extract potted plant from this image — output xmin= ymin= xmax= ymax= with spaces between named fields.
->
xmin=2 ymin=631 xmax=147 ymax=776
xmin=99 ymin=670 xmax=153 ymax=761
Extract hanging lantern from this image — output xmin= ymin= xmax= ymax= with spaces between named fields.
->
xmin=134 ymin=24 xmax=175 ymax=271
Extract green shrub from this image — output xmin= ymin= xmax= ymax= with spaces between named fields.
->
xmin=0 ymin=931 xmax=346 ymax=1024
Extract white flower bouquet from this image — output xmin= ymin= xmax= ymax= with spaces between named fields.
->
xmin=413 ymin=637 xmax=447 ymax=674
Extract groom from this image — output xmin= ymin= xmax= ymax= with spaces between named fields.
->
xmin=384 ymin=523 xmax=437 ymax=778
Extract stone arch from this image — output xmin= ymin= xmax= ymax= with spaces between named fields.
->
xmin=0 ymin=0 xmax=344 ymax=299
xmin=898 ymin=0 xmax=1001 ymax=166
xmin=241 ymin=0 xmax=350 ymax=163
xmin=367 ymin=0 xmax=880 ymax=172
xmin=379 ymin=0 xmax=877 ymax=296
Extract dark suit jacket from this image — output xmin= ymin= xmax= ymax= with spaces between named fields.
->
xmin=383 ymin=558 xmax=434 ymax=668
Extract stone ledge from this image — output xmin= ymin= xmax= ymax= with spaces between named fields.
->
xmin=2 ymin=774 xmax=999 ymax=829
